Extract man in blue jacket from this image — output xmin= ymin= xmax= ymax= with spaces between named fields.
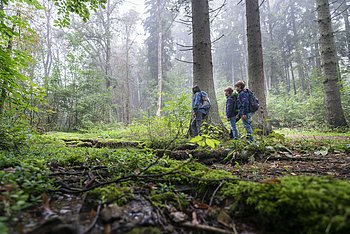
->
xmin=234 ymin=80 xmax=254 ymax=141
xmin=190 ymin=85 xmax=210 ymax=137
xmin=224 ymin=86 xmax=239 ymax=139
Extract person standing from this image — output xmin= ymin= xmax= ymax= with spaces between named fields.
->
xmin=224 ymin=86 xmax=239 ymax=139
xmin=190 ymin=85 xmax=210 ymax=137
xmin=234 ymin=80 xmax=254 ymax=141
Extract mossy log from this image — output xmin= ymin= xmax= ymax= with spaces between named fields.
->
xmin=154 ymin=149 xmax=231 ymax=165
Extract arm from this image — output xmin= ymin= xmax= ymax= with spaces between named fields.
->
xmin=192 ymin=92 xmax=201 ymax=112
xmin=240 ymin=91 xmax=249 ymax=115
xmin=226 ymin=97 xmax=233 ymax=118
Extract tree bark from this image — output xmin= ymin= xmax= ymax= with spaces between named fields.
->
xmin=316 ymin=0 xmax=348 ymax=127
xmin=191 ymin=0 xmax=224 ymax=127
xmin=245 ymin=0 xmax=272 ymax=135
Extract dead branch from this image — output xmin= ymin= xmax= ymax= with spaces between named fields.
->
xmin=180 ymin=221 xmax=234 ymax=234
xmin=175 ymin=58 xmax=194 ymax=64
xmin=212 ymin=34 xmax=225 ymax=44
xmin=81 ymin=202 xmax=102 ymax=234
xmin=209 ymin=181 xmax=224 ymax=206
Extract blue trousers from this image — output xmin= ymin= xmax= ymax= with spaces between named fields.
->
xmin=229 ymin=117 xmax=238 ymax=139
xmin=242 ymin=113 xmax=253 ymax=141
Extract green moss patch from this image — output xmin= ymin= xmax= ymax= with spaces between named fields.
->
xmin=221 ymin=176 xmax=350 ymax=233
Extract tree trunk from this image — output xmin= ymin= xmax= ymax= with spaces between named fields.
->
xmin=241 ymin=11 xmax=249 ymax=82
xmin=341 ymin=1 xmax=350 ymax=60
xmin=266 ymin=0 xmax=275 ymax=90
xmin=191 ymin=0 xmax=223 ymax=127
xmin=245 ymin=0 xmax=272 ymax=135
xmin=316 ymin=0 xmax=348 ymax=127
xmin=290 ymin=2 xmax=307 ymax=93
xmin=156 ymin=0 xmax=163 ymax=117
xmin=289 ymin=61 xmax=297 ymax=95
xmin=124 ymin=24 xmax=131 ymax=125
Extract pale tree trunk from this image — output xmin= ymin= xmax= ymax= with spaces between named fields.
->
xmin=290 ymin=2 xmax=307 ymax=93
xmin=124 ymin=24 xmax=131 ymax=124
xmin=340 ymin=1 xmax=350 ymax=60
xmin=156 ymin=0 xmax=163 ymax=117
xmin=191 ymin=0 xmax=224 ymax=127
xmin=266 ymin=0 xmax=274 ymax=90
xmin=246 ymin=0 xmax=271 ymax=135
xmin=316 ymin=0 xmax=347 ymax=127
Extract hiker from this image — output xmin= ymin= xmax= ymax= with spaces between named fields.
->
xmin=224 ymin=86 xmax=239 ymax=140
xmin=234 ymin=80 xmax=254 ymax=141
xmin=190 ymin=85 xmax=211 ymax=137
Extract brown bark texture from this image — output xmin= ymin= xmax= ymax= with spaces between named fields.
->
xmin=316 ymin=0 xmax=347 ymax=127
xmin=246 ymin=0 xmax=272 ymax=135
xmin=191 ymin=0 xmax=224 ymax=127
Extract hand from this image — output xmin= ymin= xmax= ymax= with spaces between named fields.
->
xmin=242 ymin=115 xmax=247 ymax=120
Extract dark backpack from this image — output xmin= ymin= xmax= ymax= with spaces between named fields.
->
xmin=247 ymin=89 xmax=259 ymax=113
xmin=200 ymin=91 xmax=211 ymax=110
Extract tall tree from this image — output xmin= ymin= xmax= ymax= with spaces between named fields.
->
xmin=316 ymin=0 xmax=348 ymax=127
xmin=191 ymin=0 xmax=223 ymax=127
xmin=144 ymin=0 xmax=174 ymax=115
xmin=246 ymin=0 xmax=271 ymax=134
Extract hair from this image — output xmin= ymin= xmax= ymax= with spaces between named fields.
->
xmin=192 ymin=85 xmax=201 ymax=94
xmin=234 ymin=80 xmax=246 ymax=89
xmin=224 ymin=86 xmax=234 ymax=94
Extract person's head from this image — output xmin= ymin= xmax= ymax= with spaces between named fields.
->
xmin=234 ymin=80 xmax=246 ymax=92
xmin=192 ymin=85 xmax=201 ymax=94
xmin=224 ymin=86 xmax=234 ymax=97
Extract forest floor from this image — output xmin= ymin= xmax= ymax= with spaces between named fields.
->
xmin=2 ymin=130 xmax=350 ymax=234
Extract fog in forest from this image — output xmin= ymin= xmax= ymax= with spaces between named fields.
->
xmin=1 ymin=0 xmax=350 ymax=130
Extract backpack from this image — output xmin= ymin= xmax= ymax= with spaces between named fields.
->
xmin=247 ymin=89 xmax=259 ymax=113
xmin=200 ymin=91 xmax=211 ymax=110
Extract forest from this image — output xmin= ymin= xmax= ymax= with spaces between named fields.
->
xmin=0 ymin=0 xmax=350 ymax=233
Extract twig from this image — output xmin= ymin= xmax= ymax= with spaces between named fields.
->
xmin=209 ymin=181 xmax=224 ymax=206
xmin=81 ymin=202 xmax=102 ymax=234
xmin=175 ymin=58 xmax=194 ymax=64
xmin=212 ymin=34 xmax=224 ymax=44
xmin=259 ymin=0 xmax=266 ymax=8
xmin=237 ymin=0 xmax=244 ymax=6
xmin=180 ymin=222 xmax=234 ymax=234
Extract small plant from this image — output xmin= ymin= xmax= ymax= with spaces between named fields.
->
xmin=189 ymin=134 xmax=220 ymax=149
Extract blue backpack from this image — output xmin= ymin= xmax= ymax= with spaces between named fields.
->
xmin=200 ymin=91 xmax=211 ymax=110
xmin=247 ymin=89 xmax=259 ymax=113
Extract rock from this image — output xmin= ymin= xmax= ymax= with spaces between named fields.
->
xmin=100 ymin=204 xmax=123 ymax=222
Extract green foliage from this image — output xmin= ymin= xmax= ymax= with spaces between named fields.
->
xmin=120 ymin=94 xmax=191 ymax=148
xmin=189 ymin=134 xmax=220 ymax=149
xmin=221 ymin=176 xmax=350 ymax=233
xmin=268 ymin=91 xmax=326 ymax=129
xmin=224 ymin=131 xmax=286 ymax=162
xmin=267 ymin=71 xmax=350 ymax=129
xmin=0 ymin=160 xmax=54 ymax=220
xmin=0 ymin=221 xmax=8 ymax=234
xmin=89 ymin=185 xmax=132 ymax=205
xmin=53 ymin=0 xmax=107 ymax=26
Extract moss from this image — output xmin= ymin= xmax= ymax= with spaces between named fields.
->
xmin=89 ymin=185 xmax=132 ymax=205
xmin=221 ymin=176 xmax=350 ymax=233
xmin=150 ymin=191 xmax=189 ymax=210
xmin=127 ymin=226 xmax=162 ymax=234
